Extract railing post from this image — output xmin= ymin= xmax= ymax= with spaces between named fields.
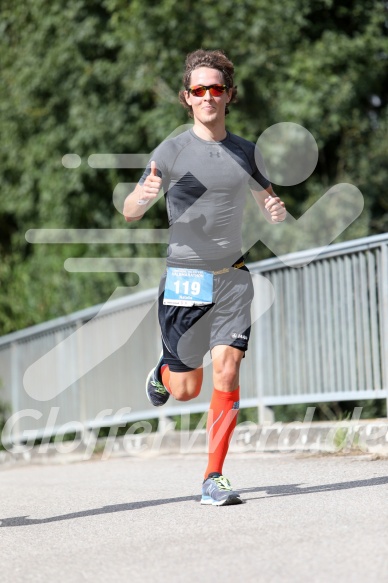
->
xmin=10 ymin=342 xmax=21 ymax=443
xmin=76 ymin=319 xmax=87 ymax=429
xmin=254 ymin=272 xmax=274 ymax=425
xmin=381 ymin=243 xmax=388 ymax=418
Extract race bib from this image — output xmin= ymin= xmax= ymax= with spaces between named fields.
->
xmin=163 ymin=267 xmax=214 ymax=306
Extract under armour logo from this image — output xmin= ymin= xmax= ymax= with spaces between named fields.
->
xmin=209 ymin=151 xmax=221 ymax=158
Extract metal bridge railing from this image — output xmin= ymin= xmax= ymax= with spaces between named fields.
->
xmin=1 ymin=233 xmax=387 ymax=445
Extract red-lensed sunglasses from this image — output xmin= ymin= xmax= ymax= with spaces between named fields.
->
xmin=188 ymin=84 xmax=229 ymax=97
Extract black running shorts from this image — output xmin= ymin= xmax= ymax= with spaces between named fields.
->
xmin=158 ymin=265 xmax=254 ymax=372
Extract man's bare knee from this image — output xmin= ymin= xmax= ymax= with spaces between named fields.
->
xmin=169 ymin=369 xmax=203 ymax=402
xmin=214 ymin=368 xmax=239 ymax=391
xmin=212 ymin=346 xmax=244 ymax=391
xmin=171 ymin=386 xmax=201 ymax=401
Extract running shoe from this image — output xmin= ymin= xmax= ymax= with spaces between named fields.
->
xmin=145 ymin=352 xmax=170 ymax=407
xmin=201 ymin=473 xmax=243 ymax=506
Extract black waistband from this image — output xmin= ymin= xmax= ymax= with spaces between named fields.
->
xmin=166 ymin=252 xmax=248 ymax=272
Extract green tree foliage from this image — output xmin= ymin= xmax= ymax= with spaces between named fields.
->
xmin=0 ymin=0 xmax=387 ymax=334
xmin=272 ymin=398 xmax=387 ymax=423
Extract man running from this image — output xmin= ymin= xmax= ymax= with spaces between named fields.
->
xmin=123 ymin=49 xmax=286 ymax=505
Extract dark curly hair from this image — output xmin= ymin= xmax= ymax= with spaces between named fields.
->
xmin=178 ymin=49 xmax=238 ymax=118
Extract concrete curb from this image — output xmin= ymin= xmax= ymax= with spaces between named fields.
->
xmin=1 ymin=419 xmax=388 ymax=469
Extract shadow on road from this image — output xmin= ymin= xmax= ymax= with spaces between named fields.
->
xmin=2 ymin=475 xmax=388 ymax=528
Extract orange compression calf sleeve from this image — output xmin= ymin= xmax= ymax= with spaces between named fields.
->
xmin=161 ymin=364 xmax=171 ymax=394
xmin=204 ymin=387 xmax=240 ymax=478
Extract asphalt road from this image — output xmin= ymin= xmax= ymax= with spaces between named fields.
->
xmin=1 ymin=452 xmax=388 ymax=583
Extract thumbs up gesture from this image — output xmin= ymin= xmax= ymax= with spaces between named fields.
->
xmin=140 ymin=160 xmax=162 ymax=203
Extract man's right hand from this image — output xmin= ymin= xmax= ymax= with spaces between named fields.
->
xmin=123 ymin=160 xmax=162 ymax=221
xmin=140 ymin=160 xmax=162 ymax=202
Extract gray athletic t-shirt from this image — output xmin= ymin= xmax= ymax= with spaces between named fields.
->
xmin=140 ymin=128 xmax=270 ymax=269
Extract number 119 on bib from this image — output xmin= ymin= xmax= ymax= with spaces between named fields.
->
xmin=164 ymin=267 xmax=214 ymax=306
xmin=173 ymin=280 xmax=201 ymax=296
